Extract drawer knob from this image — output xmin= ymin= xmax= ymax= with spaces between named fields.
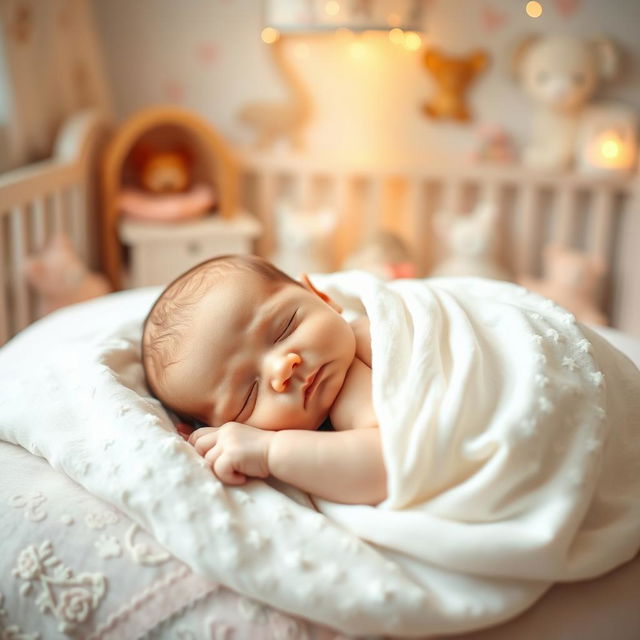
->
xmin=187 ymin=241 xmax=201 ymax=255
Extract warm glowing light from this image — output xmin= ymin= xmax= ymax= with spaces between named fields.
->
xmin=389 ymin=27 xmax=404 ymax=45
xmin=293 ymin=42 xmax=310 ymax=59
xmin=403 ymin=32 xmax=422 ymax=51
xmin=350 ymin=40 xmax=366 ymax=60
xmin=526 ymin=1 xmax=543 ymax=18
xmin=261 ymin=27 xmax=280 ymax=44
xmin=325 ymin=0 xmax=340 ymax=16
xmin=601 ymin=138 xmax=621 ymax=159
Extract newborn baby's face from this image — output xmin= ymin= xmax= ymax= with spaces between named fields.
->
xmin=162 ymin=271 xmax=356 ymax=431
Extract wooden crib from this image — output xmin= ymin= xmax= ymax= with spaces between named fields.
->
xmin=240 ymin=152 xmax=640 ymax=334
xmin=0 ymin=110 xmax=109 ymax=344
xmin=1 ymin=112 xmax=639 ymax=346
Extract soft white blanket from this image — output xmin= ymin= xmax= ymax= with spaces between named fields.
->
xmin=1 ymin=275 xmax=639 ymax=637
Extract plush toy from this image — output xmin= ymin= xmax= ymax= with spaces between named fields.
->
xmin=118 ymin=144 xmax=217 ymax=222
xmin=519 ymin=245 xmax=607 ymax=326
xmin=467 ymin=122 xmax=517 ymax=165
xmin=270 ymin=202 xmax=336 ymax=277
xmin=512 ymin=35 xmax=620 ymax=170
xmin=132 ymin=145 xmax=193 ymax=194
xmin=422 ymin=48 xmax=489 ymax=122
xmin=24 ymin=234 xmax=112 ymax=316
xmin=343 ymin=231 xmax=417 ymax=280
xmin=430 ymin=202 xmax=512 ymax=281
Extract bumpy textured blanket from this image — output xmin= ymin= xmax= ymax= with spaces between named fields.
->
xmin=1 ymin=274 xmax=639 ymax=637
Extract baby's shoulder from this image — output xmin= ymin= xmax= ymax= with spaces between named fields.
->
xmin=349 ymin=316 xmax=372 ymax=368
xmin=329 ymin=356 xmax=377 ymax=431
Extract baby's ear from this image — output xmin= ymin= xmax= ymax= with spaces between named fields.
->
xmin=299 ymin=273 xmax=343 ymax=313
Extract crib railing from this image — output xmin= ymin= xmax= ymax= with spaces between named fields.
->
xmin=239 ymin=151 xmax=640 ymax=331
xmin=0 ymin=110 xmax=109 ymax=344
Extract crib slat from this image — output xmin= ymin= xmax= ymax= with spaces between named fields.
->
xmin=52 ymin=189 xmax=65 ymax=234
xmin=553 ymin=188 xmax=575 ymax=246
xmin=588 ymin=188 xmax=614 ymax=262
xmin=0 ymin=215 xmax=8 ymax=344
xmin=9 ymin=206 xmax=30 ymax=331
xmin=332 ymin=175 xmax=354 ymax=268
xmin=515 ymin=185 xmax=538 ymax=277
xmin=362 ymin=176 xmax=384 ymax=239
xmin=293 ymin=173 xmax=314 ymax=211
xmin=69 ymin=184 xmax=87 ymax=261
xmin=31 ymin=196 xmax=47 ymax=251
xmin=441 ymin=180 xmax=461 ymax=213
xmin=403 ymin=177 xmax=427 ymax=273
xmin=479 ymin=181 xmax=500 ymax=207
xmin=256 ymin=171 xmax=278 ymax=258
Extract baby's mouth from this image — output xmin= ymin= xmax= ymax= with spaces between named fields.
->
xmin=303 ymin=365 xmax=324 ymax=408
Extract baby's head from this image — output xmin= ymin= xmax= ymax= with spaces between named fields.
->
xmin=142 ymin=255 xmax=356 ymax=431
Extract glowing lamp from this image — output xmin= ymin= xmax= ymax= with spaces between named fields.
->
xmin=577 ymin=105 xmax=638 ymax=175
xmin=263 ymin=0 xmax=425 ymax=35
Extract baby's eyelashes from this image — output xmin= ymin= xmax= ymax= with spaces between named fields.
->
xmin=276 ymin=310 xmax=298 ymax=342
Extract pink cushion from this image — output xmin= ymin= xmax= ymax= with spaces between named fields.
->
xmin=117 ymin=183 xmax=216 ymax=222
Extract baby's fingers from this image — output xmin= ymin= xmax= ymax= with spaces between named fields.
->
xmin=188 ymin=426 xmax=216 ymax=445
xmin=191 ymin=429 xmax=219 ymax=454
xmin=212 ymin=454 xmax=246 ymax=485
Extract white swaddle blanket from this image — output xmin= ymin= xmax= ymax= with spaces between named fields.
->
xmin=1 ymin=274 xmax=639 ymax=637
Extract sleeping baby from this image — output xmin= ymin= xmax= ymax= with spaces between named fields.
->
xmin=142 ymin=254 xmax=387 ymax=505
xmin=142 ymin=254 xmax=640 ymax=537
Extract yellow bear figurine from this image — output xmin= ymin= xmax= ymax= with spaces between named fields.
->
xmin=422 ymin=48 xmax=489 ymax=122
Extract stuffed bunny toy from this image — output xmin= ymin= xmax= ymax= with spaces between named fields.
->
xmin=519 ymin=244 xmax=607 ymax=326
xmin=431 ymin=202 xmax=511 ymax=281
xmin=24 ymin=234 xmax=112 ymax=316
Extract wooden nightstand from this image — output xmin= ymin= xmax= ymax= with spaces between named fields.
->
xmin=119 ymin=212 xmax=261 ymax=288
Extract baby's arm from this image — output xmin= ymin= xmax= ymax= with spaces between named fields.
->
xmin=189 ymin=425 xmax=387 ymax=506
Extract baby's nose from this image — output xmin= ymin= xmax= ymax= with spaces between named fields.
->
xmin=271 ymin=352 xmax=301 ymax=392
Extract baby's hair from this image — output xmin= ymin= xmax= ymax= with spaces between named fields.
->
xmin=141 ymin=254 xmax=300 ymax=418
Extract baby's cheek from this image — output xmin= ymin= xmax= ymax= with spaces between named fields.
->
xmin=250 ymin=396 xmax=307 ymax=431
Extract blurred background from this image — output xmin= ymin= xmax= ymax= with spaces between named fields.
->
xmin=2 ymin=0 xmax=640 ymax=168
xmin=1 ymin=0 xmax=639 ymax=342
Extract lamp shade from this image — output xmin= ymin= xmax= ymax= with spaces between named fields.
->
xmin=264 ymin=0 xmax=425 ymax=33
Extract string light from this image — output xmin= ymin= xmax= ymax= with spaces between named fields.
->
xmin=403 ymin=32 xmax=422 ymax=51
xmin=325 ymin=1 xmax=340 ymax=16
xmin=261 ymin=27 xmax=280 ymax=44
xmin=388 ymin=28 xmax=404 ymax=45
xmin=526 ymin=1 xmax=543 ymax=18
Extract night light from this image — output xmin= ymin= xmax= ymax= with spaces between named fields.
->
xmin=577 ymin=105 xmax=638 ymax=175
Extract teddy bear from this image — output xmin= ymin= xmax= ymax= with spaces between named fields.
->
xmin=430 ymin=202 xmax=512 ymax=281
xmin=512 ymin=35 xmax=620 ymax=170
xmin=24 ymin=234 xmax=112 ymax=316
xmin=132 ymin=145 xmax=193 ymax=194
xmin=518 ymin=244 xmax=607 ymax=326
xmin=422 ymin=48 xmax=489 ymax=122
xmin=117 ymin=143 xmax=217 ymax=222
xmin=343 ymin=231 xmax=417 ymax=280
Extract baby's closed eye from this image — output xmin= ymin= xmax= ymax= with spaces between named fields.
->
xmin=276 ymin=310 xmax=298 ymax=342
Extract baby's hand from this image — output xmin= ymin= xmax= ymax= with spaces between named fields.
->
xmin=188 ymin=423 xmax=273 ymax=485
